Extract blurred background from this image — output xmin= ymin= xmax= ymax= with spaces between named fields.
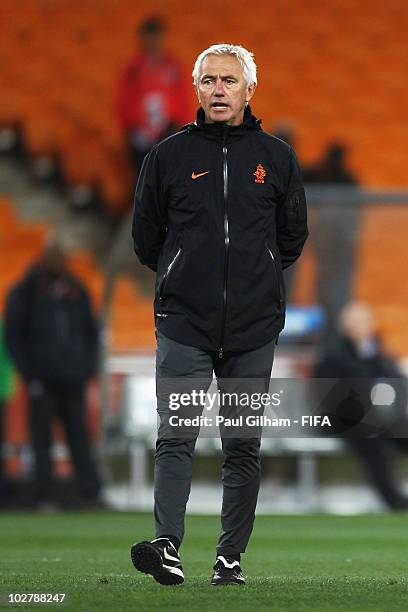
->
xmin=1 ymin=0 xmax=407 ymax=514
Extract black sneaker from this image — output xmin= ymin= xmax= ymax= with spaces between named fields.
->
xmin=131 ymin=537 xmax=184 ymax=585
xmin=211 ymin=555 xmax=245 ymax=586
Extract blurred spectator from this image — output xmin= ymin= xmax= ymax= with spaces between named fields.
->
xmin=302 ymin=143 xmax=357 ymax=184
xmin=116 ymin=17 xmax=192 ymax=177
xmin=4 ymin=242 xmax=102 ymax=508
xmin=0 ymin=321 xmax=15 ymax=506
xmin=284 ymin=141 xmax=360 ymax=346
xmin=271 ymin=119 xmax=295 ymax=148
xmin=313 ymin=301 xmax=408 ymax=510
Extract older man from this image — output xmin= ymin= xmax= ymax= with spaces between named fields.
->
xmin=314 ymin=302 xmax=408 ymax=509
xmin=131 ymin=44 xmax=308 ymax=585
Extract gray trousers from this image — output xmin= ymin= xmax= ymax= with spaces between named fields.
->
xmin=154 ymin=329 xmax=276 ymax=556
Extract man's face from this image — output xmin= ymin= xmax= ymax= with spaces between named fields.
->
xmin=341 ymin=303 xmax=375 ymax=343
xmin=40 ymin=245 xmax=67 ymax=277
xmin=195 ymin=54 xmax=256 ymax=126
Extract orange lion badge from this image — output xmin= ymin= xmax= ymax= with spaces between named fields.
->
xmin=253 ymin=164 xmax=266 ymax=184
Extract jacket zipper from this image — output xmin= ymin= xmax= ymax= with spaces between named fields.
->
xmin=55 ymin=305 xmax=69 ymax=346
xmin=266 ymin=242 xmax=284 ymax=307
xmin=158 ymin=247 xmax=182 ymax=317
xmin=219 ymin=139 xmax=229 ymax=358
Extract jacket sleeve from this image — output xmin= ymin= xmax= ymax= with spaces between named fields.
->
xmin=132 ymin=145 xmax=167 ymax=272
xmin=4 ymin=285 xmax=32 ymax=380
xmin=276 ymin=147 xmax=309 ymax=270
xmin=80 ymin=286 xmax=100 ymax=380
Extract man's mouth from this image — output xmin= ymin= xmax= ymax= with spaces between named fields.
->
xmin=211 ymin=102 xmax=229 ymax=111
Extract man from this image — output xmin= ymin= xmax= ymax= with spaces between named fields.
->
xmin=131 ymin=44 xmax=308 ymax=585
xmin=314 ymin=301 xmax=408 ymax=509
xmin=4 ymin=242 xmax=101 ymax=508
xmin=116 ymin=17 xmax=192 ymax=177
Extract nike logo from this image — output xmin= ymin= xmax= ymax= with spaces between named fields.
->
xmin=191 ymin=171 xmax=210 ymax=180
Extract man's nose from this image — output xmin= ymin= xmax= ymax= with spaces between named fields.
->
xmin=214 ymin=78 xmax=225 ymax=95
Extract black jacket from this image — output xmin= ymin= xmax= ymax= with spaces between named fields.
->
xmin=313 ymin=335 xmax=408 ymax=436
xmin=132 ymin=106 xmax=308 ymax=354
xmin=314 ymin=336 xmax=405 ymax=381
xmin=4 ymin=265 xmax=99 ymax=386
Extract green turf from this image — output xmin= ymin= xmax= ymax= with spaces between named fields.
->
xmin=1 ymin=512 xmax=408 ymax=611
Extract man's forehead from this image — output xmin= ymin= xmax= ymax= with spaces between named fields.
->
xmin=199 ymin=54 xmax=243 ymax=76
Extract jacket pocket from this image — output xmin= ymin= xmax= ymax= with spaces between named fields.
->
xmin=288 ymin=188 xmax=307 ymax=225
xmin=265 ymin=242 xmax=285 ymax=307
xmin=158 ymin=246 xmax=182 ymax=311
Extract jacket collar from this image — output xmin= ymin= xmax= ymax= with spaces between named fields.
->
xmin=185 ymin=105 xmax=262 ymax=141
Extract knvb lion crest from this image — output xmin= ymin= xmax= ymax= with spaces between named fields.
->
xmin=253 ymin=163 xmax=266 ymax=184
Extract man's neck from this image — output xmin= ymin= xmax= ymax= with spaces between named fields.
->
xmin=204 ymin=116 xmax=244 ymax=126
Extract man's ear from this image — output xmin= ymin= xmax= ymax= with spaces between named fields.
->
xmin=246 ymin=83 xmax=256 ymax=103
xmin=194 ymin=85 xmax=201 ymax=103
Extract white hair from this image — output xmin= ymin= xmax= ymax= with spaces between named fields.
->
xmin=192 ymin=43 xmax=257 ymax=88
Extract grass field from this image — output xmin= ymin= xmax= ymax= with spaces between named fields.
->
xmin=1 ymin=512 xmax=408 ymax=611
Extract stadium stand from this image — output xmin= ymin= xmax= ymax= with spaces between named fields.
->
xmin=292 ymin=203 xmax=408 ymax=358
xmin=0 ymin=0 xmax=407 ymax=213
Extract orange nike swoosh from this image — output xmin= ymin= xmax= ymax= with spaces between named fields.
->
xmin=191 ymin=171 xmax=210 ymax=180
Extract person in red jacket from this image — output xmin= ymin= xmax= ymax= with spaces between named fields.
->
xmin=116 ymin=17 xmax=193 ymax=175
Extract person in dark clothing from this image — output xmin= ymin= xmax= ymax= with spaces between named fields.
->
xmin=285 ymin=142 xmax=360 ymax=345
xmin=130 ymin=43 xmax=308 ymax=586
xmin=302 ymin=143 xmax=357 ymax=184
xmin=313 ymin=301 xmax=408 ymax=510
xmin=4 ymin=243 xmax=101 ymax=508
